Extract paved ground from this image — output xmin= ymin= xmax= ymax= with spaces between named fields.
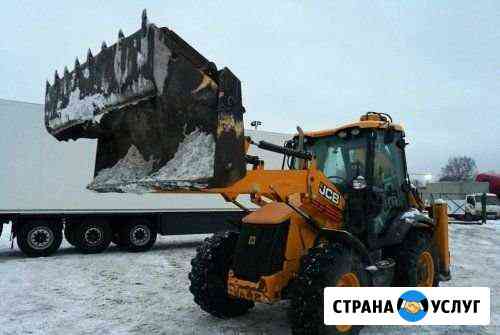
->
xmin=0 ymin=221 xmax=498 ymax=335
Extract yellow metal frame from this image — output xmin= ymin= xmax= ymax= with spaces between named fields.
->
xmin=433 ymin=201 xmax=450 ymax=276
xmin=302 ymin=119 xmax=403 ymax=138
xmin=155 ymin=115 xmax=449 ymax=302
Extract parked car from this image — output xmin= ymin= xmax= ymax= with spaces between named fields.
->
xmin=464 ymin=193 xmax=500 ymax=220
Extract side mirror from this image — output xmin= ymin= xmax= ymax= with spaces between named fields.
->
xmin=396 ymin=138 xmax=407 ymax=149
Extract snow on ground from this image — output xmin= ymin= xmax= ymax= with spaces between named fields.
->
xmin=0 ymin=221 xmax=498 ymax=335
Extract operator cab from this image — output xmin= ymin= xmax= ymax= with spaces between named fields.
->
xmin=290 ymin=112 xmax=411 ymax=236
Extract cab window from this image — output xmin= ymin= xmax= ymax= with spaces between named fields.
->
xmin=305 ymin=132 xmax=368 ymax=190
xmin=371 ymin=130 xmax=408 ymax=232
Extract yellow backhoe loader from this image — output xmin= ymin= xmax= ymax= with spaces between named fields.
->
xmin=44 ymin=11 xmax=450 ymax=334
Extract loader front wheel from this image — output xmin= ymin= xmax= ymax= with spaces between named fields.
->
xmin=289 ymin=244 xmax=369 ymax=335
xmin=189 ymin=231 xmax=254 ymax=318
xmin=392 ymin=229 xmax=439 ymax=287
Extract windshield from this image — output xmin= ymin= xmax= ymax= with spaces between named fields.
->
xmin=301 ymin=132 xmax=368 ymax=189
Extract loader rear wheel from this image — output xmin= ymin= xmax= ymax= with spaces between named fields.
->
xmin=189 ymin=231 xmax=254 ymax=318
xmin=74 ymin=220 xmax=112 ymax=254
xmin=392 ymin=229 xmax=439 ymax=287
xmin=289 ymin=244 xmax=369 ymax=335
xmin=17 ymin=222 xmax=62 ymax=257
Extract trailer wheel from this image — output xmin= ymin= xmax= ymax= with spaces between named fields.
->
xmin=17 ymin=222 xmax=62 ymax=257
xmin=74 ymin=220 xmax=112 ymax=254
xmin=120 ymin=220 xmax=157 ymax=252
xmin=111 ymin=225 xmax=127 ymax=248
xmin=111 ymin=232 xmax=127 ymax=248
xmin=64 ymin=224 xmax=77 ymax=247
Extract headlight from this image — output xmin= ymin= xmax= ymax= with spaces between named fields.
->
xmin=352 ymin=176 xmax=367 ymax=190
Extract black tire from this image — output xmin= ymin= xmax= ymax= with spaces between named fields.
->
xmin=189 ymin=231 xmax=254 ymax=318
xmin=64 ymin=224 xmax=77 ymax=247
xmin=110 ymin=225 xmax=127 ymax=248
xmin=464 ymin=213 xmax=473 ymax=221
xmin=119 ymin=221 xmax=157 ymax=252
xmin=74 ymin=220 xmax=112 ymax=254
xmin=17 ymin=222 xmax=63 ymax=257
xmin=392 ymin=229 xmax=439 ymax=287
xmin=111 ymin=231 xmax=127 ymax=247
xmin=289 ymin=244 xmax=369 ymax=335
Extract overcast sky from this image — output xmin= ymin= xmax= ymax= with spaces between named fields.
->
xmin=0 ymin=1 xmax=499 ymax=177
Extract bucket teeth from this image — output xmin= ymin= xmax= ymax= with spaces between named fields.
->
xmin=74 ymin=57 xmax=81 ymax=80
xmin=87 ymin=48 xmax=93 ymax=61
xmin=141 ymin=9 xmax=148 ymax=30
xmin=43 ymin=11 xmax=247 ymax=192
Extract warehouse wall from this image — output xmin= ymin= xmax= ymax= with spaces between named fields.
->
xmin=420 ymin=181 xmax=490 ymax=201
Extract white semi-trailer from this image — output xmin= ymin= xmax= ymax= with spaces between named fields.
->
xmin=0 ymin=99 xmax=288 ymax=256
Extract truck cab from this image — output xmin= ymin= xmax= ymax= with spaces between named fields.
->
xmin=465 ymin=193 xmax=500 ymax=220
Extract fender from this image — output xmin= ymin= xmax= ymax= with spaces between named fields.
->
xmin=373 ymin=208 xmax=434 ymax=249
xmin=317 ymin=228 xmax=398 ymax=286
xmin=317 ymin=228 xmax=373 ymax=266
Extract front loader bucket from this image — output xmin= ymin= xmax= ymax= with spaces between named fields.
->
xmin=44 ymin=10 xmax=246 ymax=193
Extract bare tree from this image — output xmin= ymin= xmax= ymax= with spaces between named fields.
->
xmin=439 ymin=156 xmax=477 ymax=182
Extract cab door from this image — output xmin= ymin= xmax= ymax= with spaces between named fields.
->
xmin=371 ymin=130 xmax=409 ymax=234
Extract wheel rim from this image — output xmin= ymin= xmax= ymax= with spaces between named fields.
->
xmin=84 ymin=227 xmax=103 ymax=246
xmin=335 ymin=272 xmax=360 ymax=332
xmin=417 ymin=251 xmax=434 ymax=286
xmin=336 ymin=272 xmax=360 ymax=287
xmin=27 ymin=227 xmax=54 ymax=250
xmin=129 ymin=225 xmax=150 ymax=246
